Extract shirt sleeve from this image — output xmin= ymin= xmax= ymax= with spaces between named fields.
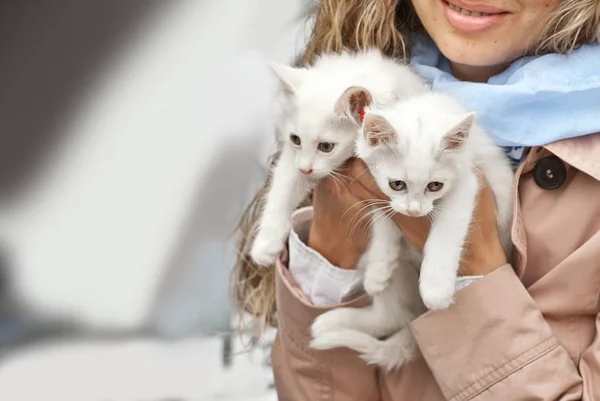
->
xmin=287 ymin=207 xmax=363 ymax=306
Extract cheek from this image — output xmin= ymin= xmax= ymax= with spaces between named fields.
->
xmin=423 ymin=190 xmax=446 ymax=211
xmin=293 ymin=150 xmax=302 ymax=166
xmin=312 ymin=158 xmax=329 ymax=171
xmin=390 ymin=196 xmax=408 ymax=213
xmin=336 ymin=141 xmax=357 ymax=162
xmin=313 ymin=155 xmax=343 ymax=174
xmin=314 ymin=154 xmax=338 ymax=169
xmin=420 ymin=199 xmax=435 ymax=214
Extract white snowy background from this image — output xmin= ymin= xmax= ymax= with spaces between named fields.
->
xmin=0 ymin=0 xmax=307 ymax=399
xmin=0 ymin=331 xmax=279 ymax=401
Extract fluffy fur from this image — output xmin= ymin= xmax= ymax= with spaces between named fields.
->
xmin=358 ymin=92 xmax=514 ymax=309
xmin=250 ymin=50 xmax=428 ymax=266
xmin=310 ymin=90 xmax=514 ymax=370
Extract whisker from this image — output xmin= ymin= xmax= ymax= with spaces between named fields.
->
xmin=357 ymin=209 xmax=381 ymax=240
xmin=326 ymin=172 xmax=342 ymax=194
xmin=347 ymin=202 xmax=377 ymax=229
xmin=470 ymin=215 xmax=482 ymax=236
xmin=349 ymin=167 xmax=372 ymax=185
xmin=348 ymin=207 xmax=376 ymax=242
xmin=364 ymin=209 xmax=384 ymax=238
xmin=364 ymin=207 xmax=391 ymax=236
xmin=346 ymin=199 xmax=388 ymax=227
xmin=425 ymin=213 xmax=434 ymax=224
xmin=383 ymin=207 xmax=396 ymax=221
xmin=349 ymin=203 xmax=389 ymax=242
xmin=349 ymin=199 xmax=389 ymax=209
xmin=428 ymin=210 xmax=442 ymax=225
xmin=347 ymin=199 xmax=394 ymax=243
xmin=367 ymin=176 xmax=378 ymax=189
xmin=331 ymin=170 xmax=352 ymax=181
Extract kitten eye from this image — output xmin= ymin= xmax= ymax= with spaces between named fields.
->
xmin=318 ymin=142 xmax=335 ymax=153
xmin=290 ymin=134 xmax=301 ymax=146
xmin=388 ymin=180 xmax=406 ymax=191
xmin=427 ymin=181 xmax=444 ymax=192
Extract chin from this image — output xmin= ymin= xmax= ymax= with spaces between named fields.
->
xmin=440 ymin=40 xmax=516 ymax=65
xmin=309 ymin=171 xmax=329 ymax=180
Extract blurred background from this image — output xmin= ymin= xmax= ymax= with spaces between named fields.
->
xmin=0 ymin=1 xmax=309 ymax=399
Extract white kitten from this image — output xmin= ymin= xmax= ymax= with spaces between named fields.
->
xmin=250 ymin=50 xmax=428 ymax=266
xmin=356 ymin=91 xmax=513 ymax=310
xmin=310 ymin=89 xmax=513 ymax=370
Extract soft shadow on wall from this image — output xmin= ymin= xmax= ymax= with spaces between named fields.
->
xmin=0 ymin=0 xmax=306 ymax=349
xmin=0 ymin=0 xmax=167 ymax=349
xmin=0 ymin=1 xmax=164 ymax=200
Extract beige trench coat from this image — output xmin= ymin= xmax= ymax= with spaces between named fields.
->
xmin=271 ymin=134 xmax=600 ymax=401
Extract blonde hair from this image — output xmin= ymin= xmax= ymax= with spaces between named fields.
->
xmin=536 ymin=0 xmax=600 ymax=54
xmin=233 ymin=0 xmax=600 ymax=339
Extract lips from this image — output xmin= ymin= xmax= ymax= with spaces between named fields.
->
xmin=444 ymin=0 xmax=508 ymax=14
xmin=441 ymin=0 xmax=509 ymax=32
xmin=446 ymin=1 xmax=502 ymax=16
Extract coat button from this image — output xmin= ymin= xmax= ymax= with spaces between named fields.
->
xmin=533 ymin=156 xmax=566 ymax=190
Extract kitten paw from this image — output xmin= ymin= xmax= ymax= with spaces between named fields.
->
xmin=309 ymin=331 xmax=345 ymax=351
xmin=419 ymin=278 xmax=455 ymax=310
xmin=250 ymin=237 xmax=282 ymax=267
xmin=419 ymin=256 xmax=458 ymax=310
xmin=359 ymin=341 xmax=414 ymax=372
xmin=363 ymin=267 xmax=391 ymax=295
xmin=311 ymin=309 xmax=351 ymax=338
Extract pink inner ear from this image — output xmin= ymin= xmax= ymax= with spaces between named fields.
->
xmin=445 ymin=131 xmax=467 ymax=150
xmin=364 ymin=117 xmax=393 ymax=146
xmin=349 ymin=90 xmax=371 ymax=123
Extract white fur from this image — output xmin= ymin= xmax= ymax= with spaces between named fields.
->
xmin=356 ymin=92 xmax=514 ymax=310
xmin=310 ymin=328 xmax=417 ymax=371
xmin=310 ymin=232 xmax=424 ymax=371
xmin=310 ymin=92 xmax=514 ymax=371
xmin=250 ymin=50 xmax=429 ymax=266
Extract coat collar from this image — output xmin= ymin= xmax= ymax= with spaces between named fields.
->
xmin=544 ymin=133 xmax=600 ymax=182
xmin=511 ymin=132 xmax=600 ymax=277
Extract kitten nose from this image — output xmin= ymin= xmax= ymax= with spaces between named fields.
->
xmin=299 ymin=168 xmax=313 ymax=175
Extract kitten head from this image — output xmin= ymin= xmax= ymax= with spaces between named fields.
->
xmin=269 ymin=63 xmax=362 ymax=179
xmin=353 ymin=91 xmax=475 ymax=217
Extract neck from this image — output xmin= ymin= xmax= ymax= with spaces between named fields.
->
xmin=450 ymin=62 xmax=510 ymax=83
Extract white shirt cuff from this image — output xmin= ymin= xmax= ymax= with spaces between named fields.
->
xmin=455 ymin=275 xmax=483 ymax=291
xmin=286 ymin=206 xmax=483 ymax=306
xmin=287 ymin=207 xmax=363 ymax=306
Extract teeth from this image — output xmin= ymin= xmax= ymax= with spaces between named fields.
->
xmin=447 ymin=2 xmax=493 ymax=16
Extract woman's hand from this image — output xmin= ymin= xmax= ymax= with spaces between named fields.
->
xmin=347 ymin=159 xmax=508 ymax=276
xmin=307 ymin=158 xmax=508 ymax=275
xmin=307 ymin=169 xmax=371 ymax=270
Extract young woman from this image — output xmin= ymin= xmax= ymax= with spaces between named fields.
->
xmin=234 ymin=0 xmax=600 ymax=399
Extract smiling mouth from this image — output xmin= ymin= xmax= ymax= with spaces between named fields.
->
xmin=444 ymin=0 xmax=507 ymax=16
xmin=441 ymin=0 xmax=509 ymax=31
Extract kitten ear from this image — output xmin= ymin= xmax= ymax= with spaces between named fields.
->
xmin=442 ymin=112 xmax=475 ymax=150
xmin=363 ymin=114 xmax=397 ymax=146
xmin=334 ymin=86 xmax=373 ymax=126
xmin=268 ymin=62 xmax=307 ymax=95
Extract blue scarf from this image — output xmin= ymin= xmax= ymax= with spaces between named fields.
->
xmin=410 ymin=37 xmax=600 ymax=167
